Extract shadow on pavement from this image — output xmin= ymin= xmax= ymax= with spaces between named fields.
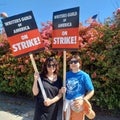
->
xmin=0 ymin=93 xmax=35 ymax=120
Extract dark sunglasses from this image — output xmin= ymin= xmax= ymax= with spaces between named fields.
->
xmin=47 ymin=64 xmax=56 ymax=68
xmin=69 ymin=60 xmax=79 ymax=64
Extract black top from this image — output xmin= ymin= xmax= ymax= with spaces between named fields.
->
xmin=33 ymin=75 xmax=63 ymax=120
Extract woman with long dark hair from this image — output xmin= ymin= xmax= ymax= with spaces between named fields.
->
xmin=32 ymin=57 xmax=64 ymax=120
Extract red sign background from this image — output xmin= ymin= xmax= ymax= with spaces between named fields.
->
xmin=8 ymin=29 xmax=44 ymax=57
xmin=52 ymin=28 xmax=79 ymax=49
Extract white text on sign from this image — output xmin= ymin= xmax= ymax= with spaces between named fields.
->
xmin=53 ymin=36 xmax=77 ymax=44
xmin=12 ymin=37 xmax=41 ymax=52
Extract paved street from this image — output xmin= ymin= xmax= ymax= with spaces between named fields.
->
xmin=0 ymin=93 xmax=119 ymax=120
xmin=0 ymin=93 xmax=34 ymax=120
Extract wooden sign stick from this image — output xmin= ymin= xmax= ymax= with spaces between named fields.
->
xmin=29 ymin=53 xmax=47 ymax=100
xmin=63 ymin=50 xmax=66 ymax=99
xmin=62 ymin=50 xmax=66 ymax=120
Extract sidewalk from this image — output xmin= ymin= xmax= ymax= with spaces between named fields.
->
xmin=0 ymin=93 xmax=34 ymax=120
xmin=0 ymin=93 xmax=119 ymax=120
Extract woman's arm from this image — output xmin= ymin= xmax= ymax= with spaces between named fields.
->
xmin=44 ymin=93 xmax=62 ymax=106
xmin=73 ymin=90 xmax=94 ymax=109
xmin=84 ymin=90 xmax=94 ymax=100
xmin=44 ymin=87 xmax=66 ymax=106
xmin=32 ymin=72 xmax=39 ymax=96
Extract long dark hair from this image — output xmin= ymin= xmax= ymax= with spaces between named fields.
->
xmin=41 ymin=57 xmax=59 ymax=78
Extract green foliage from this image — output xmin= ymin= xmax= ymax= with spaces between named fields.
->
xmin=80 ymin=24 xmax=120 ymax=111
xmin=0 ymin=53 xmax=34 ymax=96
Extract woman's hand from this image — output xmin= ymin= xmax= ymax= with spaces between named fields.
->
xmin=34 ymin=72 xmax=39 ymax=81
xmin=59 ymin=87 xmax=66 ymax=94
xmin=44 ymin=98 xmax=53 ymax=106
xmin=73 ymin=98 xmax=84 ymax=109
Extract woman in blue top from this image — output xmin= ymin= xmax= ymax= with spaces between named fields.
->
xmin=64 ymin=55 xmax=95 ymax=120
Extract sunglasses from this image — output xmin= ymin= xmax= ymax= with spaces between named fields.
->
xmin=47 ymin=64 xmax=56 ymax=68
xmin=69 ymin=60 xmax=79 ymax=64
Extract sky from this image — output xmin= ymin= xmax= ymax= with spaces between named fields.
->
xmin=0 ymin=0 xmax=120 ymax=29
